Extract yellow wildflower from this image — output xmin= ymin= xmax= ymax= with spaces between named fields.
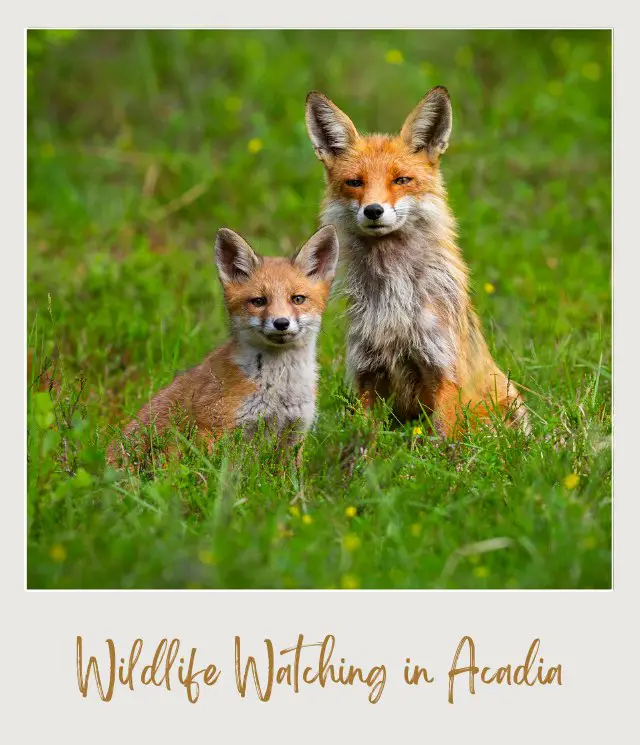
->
xmin=198 ymin=549 xmax=216 ymax=565
xmin=224 ymin=96 xmax=243 ymax=113
xmin=385 ymin=50 xmax=404 ymax=65
xmin=341 ymin=573 xmax=360 ymax=589
xmin=247 ymin=138 xmax=263 ymax=154
xmin=563 ymin=473 xmax=580 ymax=490
xmin=343 ymin=533 xmax=361 ymax=552
xmin=582 ymin=62 xmax=602 ymax=81
xmin=49 ymin=544 xmax=66 ymax=563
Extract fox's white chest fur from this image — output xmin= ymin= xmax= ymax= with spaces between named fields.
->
xmin=333 ymin=226 xmax=461 ymax=383
xmin=233 ymin=341 xmax=318 ymax=437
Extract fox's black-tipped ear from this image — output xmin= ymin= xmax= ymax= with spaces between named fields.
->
xmin=214 ymin=228 xmax=262 ymax=284
xmin=293 ymin=225 xmax=339 ymax=282
xmin=305 ymin=91 xmax=359 ymax=163
xmin=400 ymin=86 xmax=452 ymax=162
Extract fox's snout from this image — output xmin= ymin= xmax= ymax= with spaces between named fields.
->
xmin=241 ymin=300 xmax=308 ymax=347
xmin=253 ymin=312 xmax=301 ymax=335
xmin=358 ymin=200 xmax=401 ymax=235
xmin=272 ymin=317 xmax=290 ymax=331
xmin=260 ymin=315 xmax=306 ymax=347
xmin=363 ymin=203 xmax=384 ymax=220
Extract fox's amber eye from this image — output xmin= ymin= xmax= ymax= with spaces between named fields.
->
xmin=249 ymin=297 xmax=267 ymax=308
xmin=393 ymin=177 xmax=413 ymax=185
xmin=345 ymin=179 xmax=364 ymax=187
xmin=291 ymin=295 xmax=306 ymax=305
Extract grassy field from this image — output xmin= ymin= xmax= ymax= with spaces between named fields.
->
xmin=27 ymin=30 xmax=612 ymax=589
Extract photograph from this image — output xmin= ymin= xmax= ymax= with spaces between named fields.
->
xmin=26 ymin=29 xmax=612 ymax=590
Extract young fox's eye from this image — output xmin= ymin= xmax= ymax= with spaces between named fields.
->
xmin=345 ymin=179 xmax=364 ymax=187
xmin=393 ymin=177 xmax=413 ymax=185
xmin=249 ymin=297 xmax=267 ymax=308
xmin=291 ymin=295 xmax=306 ymax=305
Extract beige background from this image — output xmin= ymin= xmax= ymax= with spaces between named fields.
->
xmin=9 ymin=2 xmax=638 ymax=742
xmin=9 ymin=593 xmax=636 ymax=740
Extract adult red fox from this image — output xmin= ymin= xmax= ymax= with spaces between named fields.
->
xmin=305 ymin=87 xmax=529 ymax=437
xmin=107 ymin=225 xmax=339 ymax=465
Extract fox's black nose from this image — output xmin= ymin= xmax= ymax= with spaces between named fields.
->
xmin=273 ymin=317 xmax=290 ymax=331
xmin=363 ymin=203 xmax=384 ymax=220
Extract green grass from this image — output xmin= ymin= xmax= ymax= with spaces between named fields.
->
xmin=27 ymin=30 xmax=612 ymax=589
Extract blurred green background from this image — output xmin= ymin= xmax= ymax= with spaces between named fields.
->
xmin=27 ymin=30 xmax=611 ymax=589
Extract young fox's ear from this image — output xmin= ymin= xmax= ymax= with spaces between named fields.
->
xmin=305 ymin=91 xmax=359 ymax=163
xmin=400 ymin=86 xmax=452 ymax=162
xmin=293 ymin=225 xmax=339 ymax=282
xmin=214 ymin=228 xmax=262 ymax=284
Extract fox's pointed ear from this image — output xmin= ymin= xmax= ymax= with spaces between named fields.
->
xmin=305 ymin=91 xmax=359 ymax=163
xmin=400 ymin=86 xmax=452 ymax=162
xmin=293 ymin=225 xmax=339 ymax=283
xmin=214 ymin=228 xmax=262 ymax=284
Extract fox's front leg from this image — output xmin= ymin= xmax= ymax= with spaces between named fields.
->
xmin=429 ymin=379 xmax=465 ymax=439
xmin=274 ymin=425 xmax=306 ymax=504
xmin=283 ymin=438 xmax=306 ymax=506
xmin=351 ymin=370 xmax=390 ymax=466
xmin=289 ymin=440 xmax=306 ymax=506
xmin=356 ymin=370 xmax=391 ymax=412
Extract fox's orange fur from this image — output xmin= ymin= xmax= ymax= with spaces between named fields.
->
xmin=306 ymin=88 xmax=529 ymax=437
xmin=107 ymin=226 xmax=339 ymax=466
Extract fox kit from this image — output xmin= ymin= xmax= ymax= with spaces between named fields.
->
xmin=305 ymin=87 xmax=529 ymax=437
xmin=107 ymin=225 xmax=339 ymax=465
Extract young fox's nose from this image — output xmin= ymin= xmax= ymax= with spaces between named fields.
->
xmin=273 ymin=317 xmax=290 ymax=331
xmin=363 ymin=203 xmax=384 ymax=220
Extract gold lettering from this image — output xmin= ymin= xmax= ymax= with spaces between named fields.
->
xmin=448 ymin=636 xmax=478 ymax=704
xmin=235 ymin=636 xmax=274 ymax=702
xmin=76 ymin=637 xmax=116 ymax=702
xmin=404 ymin=658 xmax=435 ymax=686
